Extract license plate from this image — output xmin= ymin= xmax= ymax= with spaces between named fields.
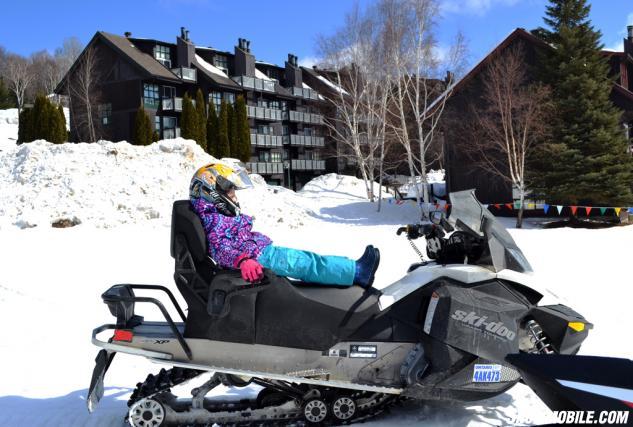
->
xmin=473 ymin=363 xmax=502 ymax=383
xmin=87 ymin=350 xmax=116 ymax=413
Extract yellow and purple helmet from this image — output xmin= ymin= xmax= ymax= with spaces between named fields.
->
xmin=189 ymin=163 xmax=253 ymax=216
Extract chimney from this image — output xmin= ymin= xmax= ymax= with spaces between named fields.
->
xmin=628 ymin=25 xmax=633 ymax=41
xmin=285 ymin=53 xmax=302 ymax=87
xmin=124 ymin=31 xmax=132 ymax=38
xmin=177 ymin=27 xmax=195 ymax=68
xmin=235 ymin=38 xmax=255 ymax=77
xmin=626 ymin=25 xmax=633 ymax=57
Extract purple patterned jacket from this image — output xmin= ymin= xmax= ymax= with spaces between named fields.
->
xmin=191 ymin=197 xmax=272 ymax=268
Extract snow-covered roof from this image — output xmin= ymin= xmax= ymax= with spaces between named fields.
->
xmin=302 ymin=82 xmax=313 ymax=90
xmin=316 ymin=75 xmax=349 ymax=95
xmin=255 ymin=68 xmax=275 ymax=82
xmin=194 ymin=54 xmax=229 ymax=78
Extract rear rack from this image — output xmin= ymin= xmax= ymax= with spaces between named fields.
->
xmin=99 ymin=284 xmax=192 ymax=359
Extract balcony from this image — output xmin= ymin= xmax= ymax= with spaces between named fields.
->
xmin=143 ymin=97 xmax=160 ymax=110
xmin=286 ymin=134 xmax=325 ymax=147
xmin=171 ymin=67 xmax=197 ymax=82
xmin=233 ymin=75 xmax=275 ymax=93
xmin=162 ymin=97 xmax=183 ymax=112
xmin=247 ymin=105 xmax=284 ymax=121
xmin=288 ymin=110 xmax=324 ymax=125
xmin=292 ymin=87 xmax=320 ymax=100
xmin=163 ymin=127 xmax=181 ymax=139
xmin=250 ymin=133 xmax=283 ymax=147
xmin=246 ymin=162 xmax=284 ymax=175
xmin=291 ymin=159 xmax=326 ymax=171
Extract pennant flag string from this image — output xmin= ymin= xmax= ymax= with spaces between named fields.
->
xmin=543 ymin=203 xmax=550 ymax=214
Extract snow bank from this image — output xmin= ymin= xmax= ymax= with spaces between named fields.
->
xmin=0 ymin=139 xmax=211 ymax=229
xmin=0 ymin=138 xmax=355 ymax=230
xmin=0 ymin=108 xmax=19 ymax=149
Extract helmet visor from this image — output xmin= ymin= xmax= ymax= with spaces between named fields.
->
xmin=222 ymin=167 xmax=253 ymax=191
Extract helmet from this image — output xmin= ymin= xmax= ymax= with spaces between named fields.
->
xmin=190 ymin=163 xmax=253 ymax=216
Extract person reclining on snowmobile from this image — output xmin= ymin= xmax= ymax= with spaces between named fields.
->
xmin=189 ymin=163 xmax=380 ymax=288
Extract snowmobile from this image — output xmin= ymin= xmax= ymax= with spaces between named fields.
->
xmin=87 ymin=189 xmax=595 ymax=426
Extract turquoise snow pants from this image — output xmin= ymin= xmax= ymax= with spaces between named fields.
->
xmin=257 ymin=244 xmax=356 ymax=286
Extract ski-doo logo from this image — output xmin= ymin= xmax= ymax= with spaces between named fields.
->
xmin=451 ymin=310 xmax=516 ymax=341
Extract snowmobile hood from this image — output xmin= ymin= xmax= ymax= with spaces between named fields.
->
xmin=448 ymin=190 xmax=533 ymax=274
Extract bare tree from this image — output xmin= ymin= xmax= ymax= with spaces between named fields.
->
xmin=381 ymin=0 xmax=466 ymax=220
xmin=55 ymin=37 xmax=83 ymax=83
xmin=2 ymin=54 xmax=34 ymax=112
xmin=68 ymin=46 xmax=101 ymax=142
xmin=318 ymin=4 xmax=394 ymax=203
xmin=29 ymin=50 xmax=61 ymax=98
xmin=464 ymin=45 xmax=551 ymax=228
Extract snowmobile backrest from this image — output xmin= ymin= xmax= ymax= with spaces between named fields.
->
xmin=170 ymin=200 xmax=208 ymax=263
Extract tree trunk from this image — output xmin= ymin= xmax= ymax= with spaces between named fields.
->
xmin=516 ymin=191 xmax=525 ymax=228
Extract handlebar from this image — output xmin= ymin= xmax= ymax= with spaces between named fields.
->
xmin=397 ymin=223 xmax=445 ymax=239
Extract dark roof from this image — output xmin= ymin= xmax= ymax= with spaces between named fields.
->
xmin=98 ymin=32 xmax=181 ymax=82
xmin=191 ymin=55 xmax=241 ymax=89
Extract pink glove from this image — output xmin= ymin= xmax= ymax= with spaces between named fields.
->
xmin=239 ymin=258 xmax=264 ymax=282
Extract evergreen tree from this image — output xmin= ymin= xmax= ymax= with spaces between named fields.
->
xmin=217 ymin=100 xmax=231 ymax=158
xmin=180 ymin=92 xmax=199 ymax=142
xmin=133 ymin=105 xmax=152 ymax=146
xmin=57 ymin=105 xmax=67 ymax=143
xmin=227 ymin=102 xmax=238 ymax=156
xmin=529 ymin=0 xmax=633 ymax=205
xmin=17 ymin=96 xmax=67 ymax=144
xmin=48 ymin=102 xmax=65 ymax=144
xmin=31 ymin=95 xmax=51 ymax=141
xmin=0 ymin=78 xmax=16 ymax=109
xmin=206 ymin=101 xmax=220 ymax=157
xmin=194 ymin=89 xmax=207 ymax=151
xmin=17 ymin=108 xmax=31 ymax=143
xmin=235 ymin=95 xmax=252 ymax=162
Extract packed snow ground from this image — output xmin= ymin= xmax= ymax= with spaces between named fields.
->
xmin=0 ymin=111 xmax=631 ymax=426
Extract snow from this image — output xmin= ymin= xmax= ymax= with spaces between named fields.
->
xmin=194 ymin=54 xmax=229 ymax=78
xmin=0 ymin=112 xmax=631 ymax=426
xmin=0 ymin=107 xmax=69 ymax=151
xmin=255 ymin=67 xmax=275 ymax=82
xmin=316 ymin=74 xmax=350 ymax=95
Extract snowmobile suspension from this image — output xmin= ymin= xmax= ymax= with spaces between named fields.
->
xmin=526 ymin=319 xmax=554 ymax=354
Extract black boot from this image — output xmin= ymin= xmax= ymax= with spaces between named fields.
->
xmin=354 ymin=245 xmax=380 ymax=289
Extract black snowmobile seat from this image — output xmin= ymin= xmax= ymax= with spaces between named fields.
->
xmin=170 ymin=200 xmax=209 ymax=263
xmin=170 ymin=200 xmax=386 ymax=351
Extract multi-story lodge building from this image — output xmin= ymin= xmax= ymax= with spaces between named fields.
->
xmin=56 ymin=28 xmax=329 ymax=190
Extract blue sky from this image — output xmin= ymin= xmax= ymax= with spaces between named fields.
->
xmin=1 ymin=0 xmax=631 ymax=69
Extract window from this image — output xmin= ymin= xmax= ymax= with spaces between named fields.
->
xmin=280 ymin=101 xmax=288 ymax=112
xmin=163 ymin=116 xmax=177 ymax=130
xmin=224 ymin=92 xmax=235 ymax=105
xmin=209 ymin=91 xmax=222 ymax=112
xmin=259 ymin=151 xmax=271 ymax=162
xmin=143 ymin=83 xmax=160 ymax=109
xmin=270 ymin=152 xmax=282 ymax=162
xmin=214 ymin=55 xmax=228 ymax=72
xmin=257 ymin=99 xmax=268 ymax=108
xmin=306 ymin=151 xmax=320 ymax=160
xmin=269 ymin=100 xmax=280 ymax=110
xmin=162 ymin=86 xmax=175 ymax=99
xmin=257 ymin=125 xmax=273 ymax=135
xmin=304 ymin=127 xmax=313 ymax=136
xmin=144 ymin=84 xmax=160 ymax=100
xmin=154 ymin=116 xmax=161 ymax=131
xmin=282 ymin=125 xmax=289 ymax=136
xmin=283 ymin=149 xmax=289 ymax=160
xmin=154 ymin=45 xmax=171 ymax=68
xmin=99 ymin=103 xmax=112 ymax=125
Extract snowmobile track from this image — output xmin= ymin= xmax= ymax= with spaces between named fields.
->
xmin=127 ymin=367 xmax=402 ymax=426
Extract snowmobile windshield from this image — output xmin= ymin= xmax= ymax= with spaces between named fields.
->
xmin=448 ymin=190 xmax=532 ymax=273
